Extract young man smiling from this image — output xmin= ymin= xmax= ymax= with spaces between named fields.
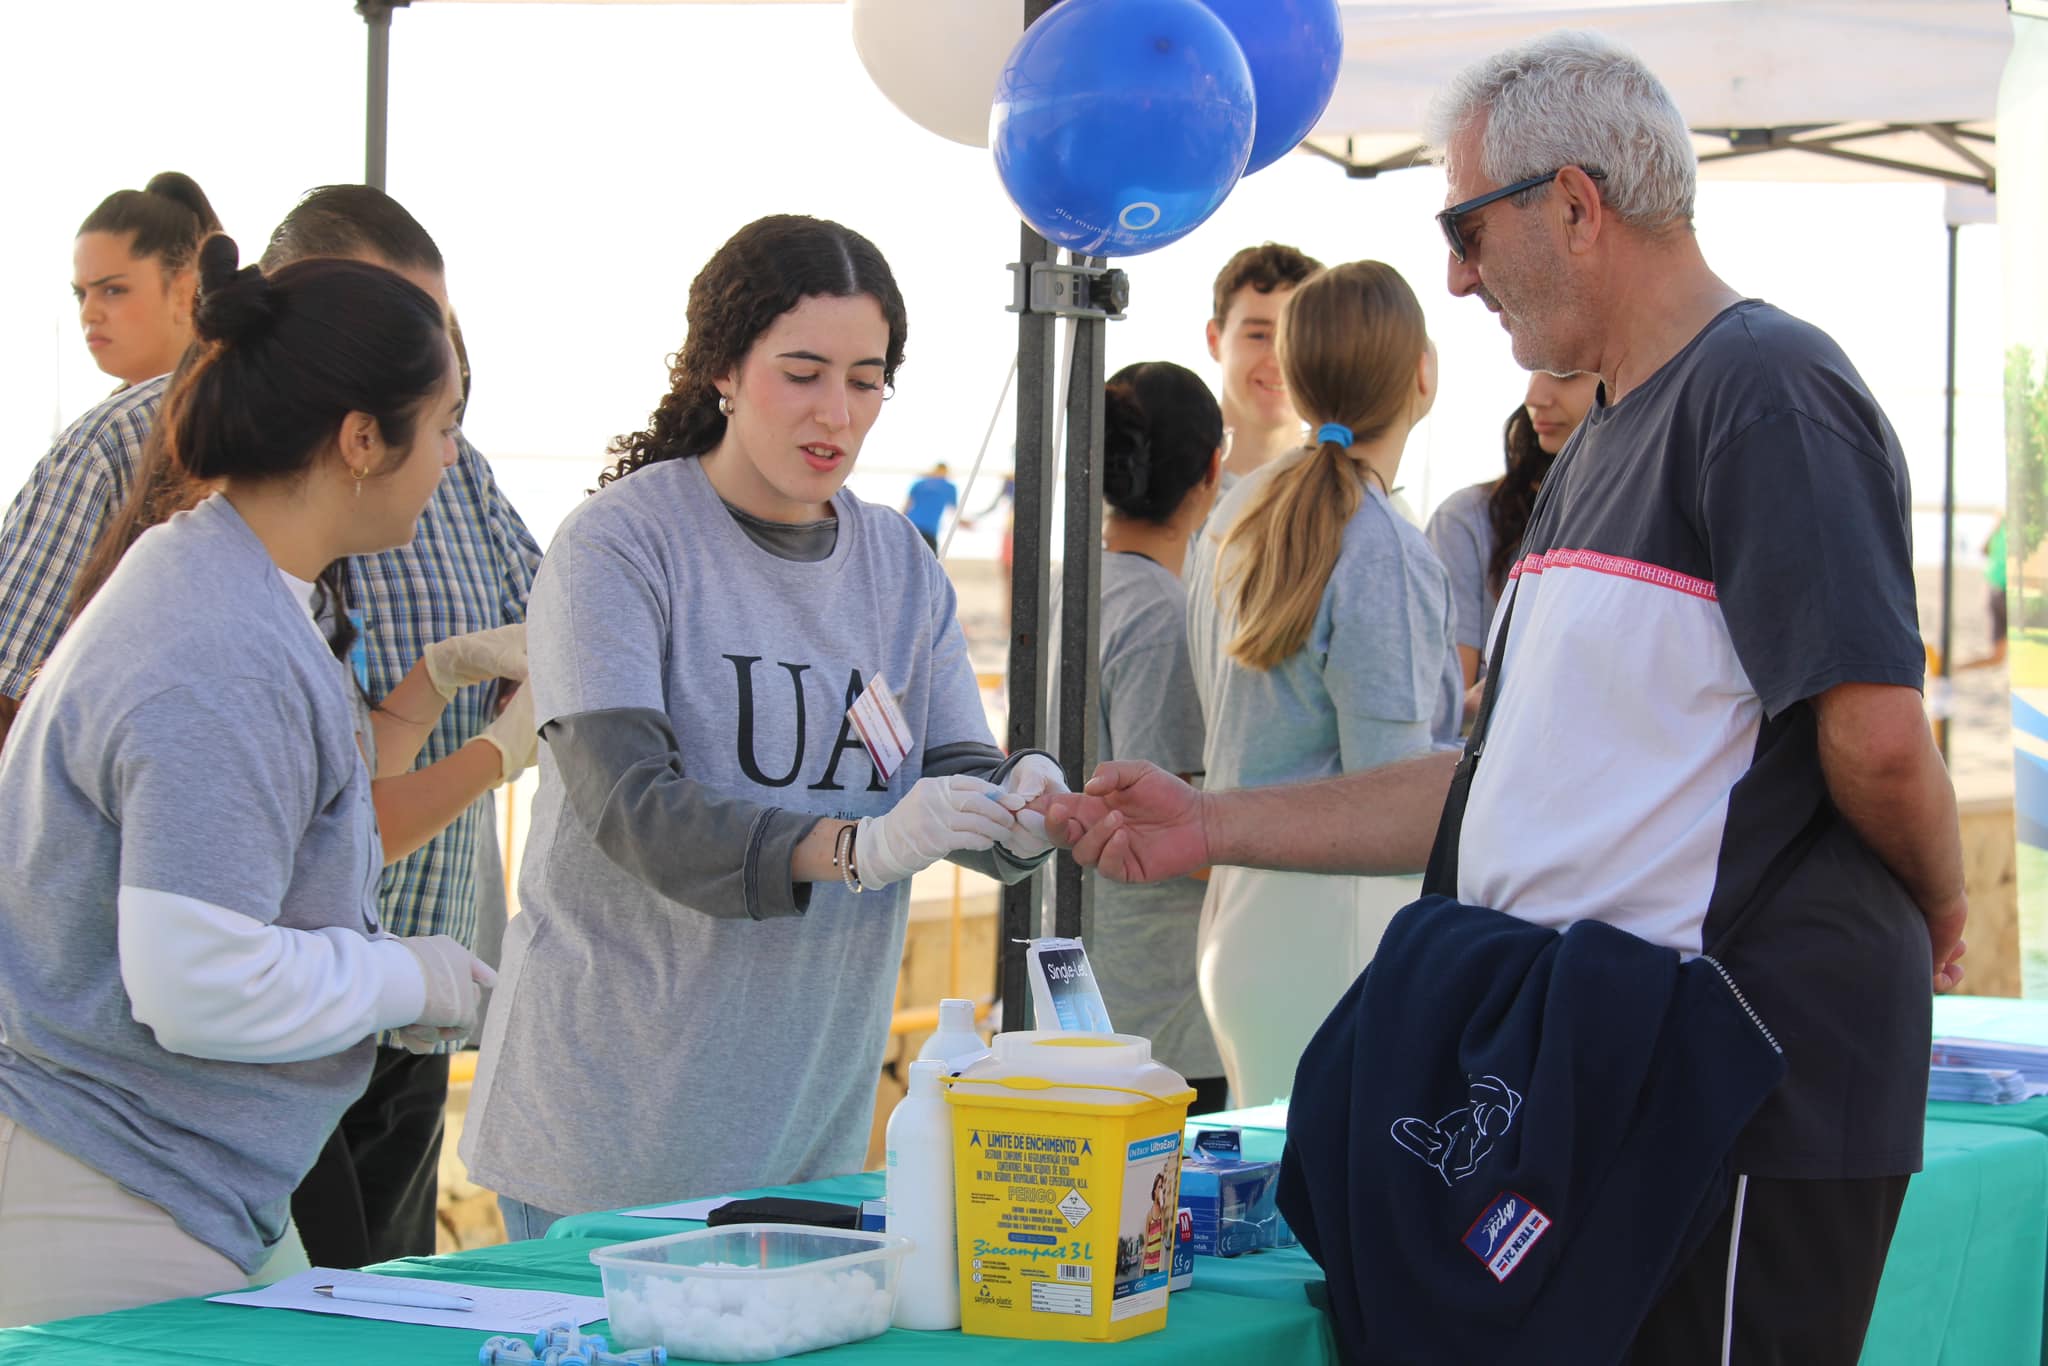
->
xmin=1205 ymin=243 xmax=1322 ymax=487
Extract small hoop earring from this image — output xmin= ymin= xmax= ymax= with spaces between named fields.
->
xmin=353 ymin=467 xmax=368 ymax=499
xmin=717 ymin=394 xmax=734 ymax=417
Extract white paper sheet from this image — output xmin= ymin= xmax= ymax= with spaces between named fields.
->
xmin=209 ymin=1267 xmax=607 ymax=1332
xmin=619 ymin=1196 xmax=730 ymax=1221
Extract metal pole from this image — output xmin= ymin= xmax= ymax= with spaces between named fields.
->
xmin=999 ymin=219 xmax=1059 ymax=1028
xmin=1053 ymin=260 xmax=1106 ymax=942
xmin=1937 ymin=222 xmax=1959 ymax=760
xmin=359 ymin=1 xmax=407 ymax=190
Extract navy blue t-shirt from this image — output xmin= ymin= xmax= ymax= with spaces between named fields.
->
xmin=1456 ymin=300 xmax=1930 ymax=1179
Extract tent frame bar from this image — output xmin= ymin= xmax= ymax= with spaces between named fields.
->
xmin=358 ymin=0 xmax=411 ymax=189
xmin=1302 ymin=121 xmax=1994 ymax=193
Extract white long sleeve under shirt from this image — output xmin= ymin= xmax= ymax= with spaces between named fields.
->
xmin=118 ymin=886 xmax=425 ymax=1064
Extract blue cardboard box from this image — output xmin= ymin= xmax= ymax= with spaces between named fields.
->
xmin=1178 ymin=1129 xmax=1284 ymax=1258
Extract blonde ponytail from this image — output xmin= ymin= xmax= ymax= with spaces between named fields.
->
xmin=1218 ymin=261 xmax=1428 ymax=671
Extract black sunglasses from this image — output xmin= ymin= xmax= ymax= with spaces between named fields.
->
xmin=1435 ymin=167 xmax=1607 ymax=263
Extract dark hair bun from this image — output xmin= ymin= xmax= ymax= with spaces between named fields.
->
xmin=194 ymin=234 xmax=278 ymax=344
xmin=144 ymin=172 xmax=223 ymax=236
xmin=1101 ymin=382 xmax=1153 ymax=511
xmin=1099 ymin=362 xmax=1221 ymax=525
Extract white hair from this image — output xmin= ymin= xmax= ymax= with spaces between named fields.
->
xmin=1423 ymin=30 xmax=1696 ymax=230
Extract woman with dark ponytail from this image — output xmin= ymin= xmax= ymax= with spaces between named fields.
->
xmin=0 ymin=235 xmax=501 ymax=1324
xmin=463 ymin=214 xmax=1057 ymax=1235
xmin=1048 ymin=361 xmax=1226 ymax=1110
xmin=1184 ymin=261 xmax=1463 ymax=1108
xmin=1426 ymin=371 xmax=1601 ymax=689
xmin=72 ymin=172 xmax=221 ymax=391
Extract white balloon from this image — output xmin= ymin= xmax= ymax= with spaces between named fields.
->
xmin=851 ymin=0 xmax=1023 ymax=148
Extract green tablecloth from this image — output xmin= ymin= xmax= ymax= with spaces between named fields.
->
xmin=546 ymin=1108 xmax=2048 ymax=1366
xmin=545 ymin=1168 xmax=1329 ymax=1313
xmin=9 ymin=1030 xmax=2046 ymax=1365
xmin=0 ymin=1226 xmax=1334 ymax=1365
xmin=1863 ymin=1120 xmax=2048 ymax=1366
xmin=1182 ymin=1105 xmax=2048 ymax=1366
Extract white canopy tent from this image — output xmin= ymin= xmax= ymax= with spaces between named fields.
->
xmin=1306 ymin=0 xmax=2004 ymax=188
xmin=364 ymin=1 xmax=2007 ymax=189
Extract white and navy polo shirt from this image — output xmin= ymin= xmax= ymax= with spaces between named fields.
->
xmin=1456 ymin=301 xmax=1932 ymax=1180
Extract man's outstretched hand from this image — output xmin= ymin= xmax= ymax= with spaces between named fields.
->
xmin=1035 ymin=760 xmax=1210 ymax=884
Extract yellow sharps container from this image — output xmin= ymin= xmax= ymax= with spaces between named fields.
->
xmin=944 ymin=1032 xmax=1194 ymax=1342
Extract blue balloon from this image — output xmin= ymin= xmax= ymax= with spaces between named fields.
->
xmin=1199 ymin=0 xmax=1344 ymax=174
xmin=992 ymin=0 xmax=1255 ymax=259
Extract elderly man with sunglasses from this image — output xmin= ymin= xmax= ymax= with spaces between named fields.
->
xmin=1044 ymin=30 xmax=1959 ymax=1366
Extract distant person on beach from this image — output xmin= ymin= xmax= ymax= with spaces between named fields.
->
xmin=903 ymin=462 xmax=959 ymax=552
xmin=1965 ymin=516 xmax=2008 ymax=669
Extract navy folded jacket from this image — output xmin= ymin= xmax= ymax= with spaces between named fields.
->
xmin=1278 ymin=895 xmax=1786 ymax=1365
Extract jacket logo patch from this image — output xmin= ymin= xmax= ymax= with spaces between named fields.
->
xmin=1391 ymin=1074 xmax=1522 ymax=1185
xmin=1462 ymin=1190 xmax=1550 ymax=1282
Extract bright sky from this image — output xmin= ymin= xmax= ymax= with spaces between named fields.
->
xmin=0 ymin=0 xmax=2008 ymax=565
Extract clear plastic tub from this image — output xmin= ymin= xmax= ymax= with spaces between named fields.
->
xmin=590 ymin=1224 xmax=911 ymax=1362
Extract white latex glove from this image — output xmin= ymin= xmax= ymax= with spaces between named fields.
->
xmin=421 ymin=623 xmax=528 ymax=702
xmin=474 ymin=682 xmax=536 ymax=786
xmin=396 ymin=934 xmax=496 ymax=1053
xmin=855 ymin=774 xmax=1020 ymax=889
xmin=996 ymin=753 xmax=1067 ymax=861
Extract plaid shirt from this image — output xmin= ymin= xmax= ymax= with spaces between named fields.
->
xmin=0 ymin=386 xmax=541 ymax=1027
xmin=0 ymin=378 xmax=169 ymax=699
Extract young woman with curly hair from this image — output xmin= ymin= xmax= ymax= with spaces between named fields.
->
xmin=462 ymin=215 xmax=1062 ymax=1236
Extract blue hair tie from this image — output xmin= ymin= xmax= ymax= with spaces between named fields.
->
xmin=1316 ymin=422 xmax=1354 ymax=447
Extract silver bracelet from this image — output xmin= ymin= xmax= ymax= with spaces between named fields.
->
xmin=834 ymin=822 xmax=864 ymax=893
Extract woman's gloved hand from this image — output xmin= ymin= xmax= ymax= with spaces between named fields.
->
xmin=995 ymin=753 xmax=1067 ymax=861
xmin=855 ymin=774 xmax=1020 ymax=889
xmin=395 ymin=934 xmax=496 ymax=1053
xmin=421 ymin=623 xmax=527 ymax=701
xmin=474 ymin=683 xmax=537 ymax=786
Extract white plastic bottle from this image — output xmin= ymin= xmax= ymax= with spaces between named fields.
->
xmin=917 ymin=998 xmax=991 ymax=1072
xmin=886 ymin=1059 xmax=961 ymax=1330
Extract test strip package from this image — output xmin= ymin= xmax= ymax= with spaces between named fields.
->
xmin=1024 ymin=938 xmax=1114 ymax=1034
xmin=1177 ymin=1129 xmax=1285 ymax=1258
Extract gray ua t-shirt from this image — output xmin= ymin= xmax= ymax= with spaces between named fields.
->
xmin=462 ymin=457 xmax=1021 ymax=1215
xmin=1188 ymin=466 xmax=1463 ymax=792
xmin=0 ymin=495 xmax=383 ymax=1272
xmin=1049 ymin=552 xmax=1222 ymax=1081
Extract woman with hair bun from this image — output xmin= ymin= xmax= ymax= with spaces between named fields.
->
xmin=1186 ymin=261 xmax=1461 ymax=1108
xmin=1048 ymin=361 xmax=1226 ymax=1111
xmin=72 ymin=172 xmax=222 ymax=390
xmin=462 ymin=214 xmax=1058 ymax=1236
xmin=0 ymin=235 xmax=499 ymax=1324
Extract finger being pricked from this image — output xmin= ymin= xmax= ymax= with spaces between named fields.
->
xmin=1038 ymin=790 xmax=1107 ymax=849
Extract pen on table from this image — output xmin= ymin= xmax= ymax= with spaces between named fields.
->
xmin=312 ymin=1282 xmax=475 ymax=1312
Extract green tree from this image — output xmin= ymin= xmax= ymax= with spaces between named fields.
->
xmin=2008 ymin=346 xmax=2048 ymax=628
